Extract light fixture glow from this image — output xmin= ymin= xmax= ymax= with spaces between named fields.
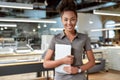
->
xmin=4 ymin=27 xmax=7 ymax=29
xmin=44 ymin=0 xmax=48 ymax=6
xmin=0 ymin=23 xmax=17 ymax=27
xmin=0 ymin=2 xmax=33 ymax=9
xmin=107 ymin=23 xmax=120 ymax=27
xmin=0 ymin=17 xmax=57 ymax=23
xmin=50 ymin=28 xmax=63 ymax=31
xmin=89 ymin=21 xmax=93 ymax=24
xmin=0 ymin=27 xmax=4 ymax=30
xmin=93 ymin=10 xmax=120 ymax=16
xmin=43 ymin=23 xmax=47 ymax=27
xmin=38 ymin=24 xmax=41 ymax=29
xmin=78 ymin=2 xmax=116 ymax=12
xmin=33 ymin=29 xmax=36 ymax=32
xmin=91 ymin=27 xmax=120 ymax=32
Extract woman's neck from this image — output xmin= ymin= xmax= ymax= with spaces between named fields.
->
xmin=64 ymin=30 xmax=76 ymax=42
xmin=65 ymin=30 xmax=76 ymax=36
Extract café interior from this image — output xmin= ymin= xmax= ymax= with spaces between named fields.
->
xmin=0 ymin=0 xmax=120 ymax=80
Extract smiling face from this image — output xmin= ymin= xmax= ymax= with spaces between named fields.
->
xmin=61 ymin=11 xmax=77 ymax=32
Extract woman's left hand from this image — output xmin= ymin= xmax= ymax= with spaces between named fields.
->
xmin=63 ymin=66 xmax=78 ymax=74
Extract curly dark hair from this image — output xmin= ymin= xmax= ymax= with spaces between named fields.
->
xmin=57 ymin=0 xmax=77 ymax=17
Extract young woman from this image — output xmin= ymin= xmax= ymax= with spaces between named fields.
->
xmin=43 ymin=0 xmax=95 ymax=80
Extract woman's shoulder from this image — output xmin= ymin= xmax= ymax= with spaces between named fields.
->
xmin=77 ymin=32 xmax=88 ymax=38
xmin=53 ymin=33 xmax=63 ymax=38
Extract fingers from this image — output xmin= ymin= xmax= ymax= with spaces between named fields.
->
xmin=67 ymin=55 xmax=74 ymax=61
xmin=67 ymin=55 xmax=74 ymax=64
xmin=64 ymin=66 xmax=73 ymax=74
xmin=63 ymin=66 xmax=78 ymax=74
xmin=62 ymin=55 xmax=74 ymax=64
xmin=67 ymin=55 xmax=74 ymax=58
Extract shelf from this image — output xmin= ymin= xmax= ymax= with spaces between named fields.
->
xmin=0 ymin=52 xmax=42 ymax=57
xmin=0 ymin=57 xmax=40 ymax=65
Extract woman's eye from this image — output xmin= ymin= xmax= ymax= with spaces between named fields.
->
xmin=64 ymin=19 xmax=68 ymax=21
xmin=64 ymin=18 xmax=76 ymax=22
xmin=71 ymin=19 xmax=76 ymax=21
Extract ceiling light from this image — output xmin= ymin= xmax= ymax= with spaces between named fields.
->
xmin=33 ymin=29 xmax=36 ymax=32
xmin=0 ymin=2 xmax=33 ymax=9
xmin=91 ymin=27 xmax=120 ymax=32
xmin=44 ymin=0 xmax=48 ymax=6
xmin=0 ymin=27 xmax=4 ymax=30
xmin=4 ymin=27 xmax=7 ymax=29
xmin=0 ymin=23 xmax=17 ymax=27
xmin=91 ymin=23 xmax=120 ymax=32
xmin=43 ymin=23 xmax=47 ymax=27
xmin=50 ymin=28 xmax=63 ymax=31
xmin=77 ymin=2 xmax=116 ymax=12
xmin=106 ymin=23 xmax=120 ymax=27
xmin=0 ymin=17 xmax=57 ymax=23
xmin=89 ymin=21 xmax=93 ymax=24
xmin=38 ymin=24 xmax=41 ymax=28
xmin=93 ymin=10 xmax=120 ymax=16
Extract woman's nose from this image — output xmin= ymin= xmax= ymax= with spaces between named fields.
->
xmin=67 ymin=20 xmax=71 ymax=25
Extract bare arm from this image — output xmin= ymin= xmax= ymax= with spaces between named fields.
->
xmin=80 ymin=50 xmax=95 ymax=71
xmin=63 ymin=50 xmax=95 ymax=74
xmin=43 ymin=49 xmax=74 ymax=68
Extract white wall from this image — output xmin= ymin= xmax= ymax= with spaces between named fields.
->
xmin=77 ymin=13 xmax=102 ymax=41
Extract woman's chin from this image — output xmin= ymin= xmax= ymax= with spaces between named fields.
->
xmin=67 ymin=28 xmax=74 ymax=31
xmin=66 ymin=30 xmax=73 ymax=32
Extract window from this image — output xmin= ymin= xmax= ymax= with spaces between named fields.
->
xmin=104 ymin=20 xmax=115 ymax=38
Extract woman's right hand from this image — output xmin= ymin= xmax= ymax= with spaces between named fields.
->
xmin=61 ymin=55 xmax=74 ymax=65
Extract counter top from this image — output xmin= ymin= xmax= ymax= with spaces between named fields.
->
xmin=94 ymin=46 xmax=120 ymax=51
xmin=0 ymin=61 xmax=42 ymax=67
xmin=0 ymin=50 xmax=45 ymax=57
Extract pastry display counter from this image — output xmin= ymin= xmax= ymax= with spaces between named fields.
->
xmin=0 ymin=50 xmax=44 ymax=64
xmin=0 ymin=50 xmax=54 ymax=79
xmin=0 ymin=38 xmax=47 ymax=77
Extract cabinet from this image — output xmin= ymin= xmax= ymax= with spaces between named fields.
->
xmin=83 ymin=49 xmax=105 ymax=73
xmin=94 ymin=47 xmax=120 ymax=71
xmin=105 ymin=47 xmax=120 ymax=71
xmin=86 ymin=49 xmax=105 ymax=73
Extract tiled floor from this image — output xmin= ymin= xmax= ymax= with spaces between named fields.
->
xmin=0 ymin=70 xmax=119 ymax=80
